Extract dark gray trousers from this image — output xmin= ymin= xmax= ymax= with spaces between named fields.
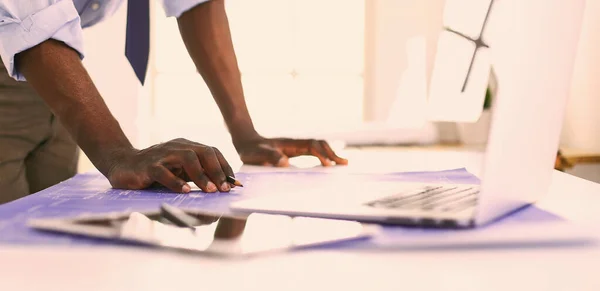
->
xmin=0 ymin=61 xmax=78 ymax=204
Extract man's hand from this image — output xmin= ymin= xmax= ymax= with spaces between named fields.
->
xmin=107 ymin=139 xmax=235 ymax=193
xmin=177 ymin=2 xmax=348 ymax=169
xmin=234 ymin=137 xmax=348 ymax=167
xmin=17 ymin=40 xmax=238 ymax=193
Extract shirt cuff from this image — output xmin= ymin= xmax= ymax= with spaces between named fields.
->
xmin=0 ymin=1 xmax=84 ymax=81
xmin=161 ymin=0 xmax=212 ymax=18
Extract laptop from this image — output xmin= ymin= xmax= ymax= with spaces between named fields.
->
xmin=231 ymin=0 xmax=586 ymax=228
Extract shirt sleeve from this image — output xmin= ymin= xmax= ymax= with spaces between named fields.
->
xmin=0 ymin=0 xmax=84 ymax=81
xmin=160 ymin=0 xmax=212 ymax=18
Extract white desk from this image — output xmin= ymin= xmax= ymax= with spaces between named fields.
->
xmin=1 ymin=149 xmax=600 ymax=291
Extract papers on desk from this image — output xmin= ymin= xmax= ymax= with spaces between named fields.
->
xmin=0 ymin=168 xmax=594 ymax=251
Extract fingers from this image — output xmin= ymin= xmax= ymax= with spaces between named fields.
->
xmin=241 ymin=144 xmax=288 ymax=167
xmin=320 ymin=141 xmax=348 ymax=165
xmin=149 ymin=164 xmax=191 ymax=193
xmin=170 ymin=139 xmax=234 ymax=193
xmin=279 ymin=139 xmax=347 ymax=167
xmin=213 ymin=148 xmax=239 ymax=188
xmin=268 ymin=148 xmax=289 ymax=167
xmin=197 ymin=147 xmax=230 ymax=192
xmin=213 ymin=147 xmax=238 ymax=185
xmin=308 ymin=140 xmax=332 ymax=167
xmin=121 ymin=139 xmax=237 ymax=193
xmin=178 ymin=150 xmax=216 ymax=193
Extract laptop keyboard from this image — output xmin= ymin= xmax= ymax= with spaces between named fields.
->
xmin=364 ymin=185 xmax=480 ymax=213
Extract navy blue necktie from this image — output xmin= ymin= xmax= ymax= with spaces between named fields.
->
xmin=125 ymin=0 xmax=150 ymax=85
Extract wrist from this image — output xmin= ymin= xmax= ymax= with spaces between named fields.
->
xmin=231 ymin=130 xmax=263 ymax=149
xmin=227 ymin=115 xmax=262 ymax=147
xmin=90 ymin=144 xmax=139 ymax=178
xmin=229 ymin=125 xmax=263 ymax=151
xmin=66 ymin=110 xmax=137 ymax=177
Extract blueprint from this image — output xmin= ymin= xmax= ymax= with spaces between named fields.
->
xmin=0 ymin=168 xmax=566 ymax=248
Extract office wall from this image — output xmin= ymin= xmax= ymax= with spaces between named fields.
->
xmin=562 ymin=1 xmax=600 ymax=152
xmin=562 ymin=2 xmax=600 ymax=183
xmin=364 ymin=0 xmax=445 ymax=122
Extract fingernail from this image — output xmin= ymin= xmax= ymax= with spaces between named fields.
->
xmin=207 ymin=182 xmax=217 ymax=193
xmin=221 ymin=182 xmax=231 ymax=192
xmin=277 ymin=157 xmax=290 ymax=167
xmin=182 ymin=184 xmax=191 ymax=193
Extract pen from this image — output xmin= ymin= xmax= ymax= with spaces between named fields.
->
xmin=226 ymin=176 xmax=244 ymax=187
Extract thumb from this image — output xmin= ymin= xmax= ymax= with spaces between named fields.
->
xmin=272 ymin=153 xmax=289 ymax=167
xmin=241 ymin=145 xmax=289 ymax=167
xmin=263 ymin=147 xmax=289 ymax=167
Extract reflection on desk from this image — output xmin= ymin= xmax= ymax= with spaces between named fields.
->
xmin=27 ymin=208 xmax=372 ymax=257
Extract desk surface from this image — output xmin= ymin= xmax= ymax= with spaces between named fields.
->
xmin=1 ymin=149 xmax=600 ymax=291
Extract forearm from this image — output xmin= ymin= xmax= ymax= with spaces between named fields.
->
xmin=177 ymin=0 xmax=260 ymax=144
xmin=16 ymin=40 xmax=134 ymax=175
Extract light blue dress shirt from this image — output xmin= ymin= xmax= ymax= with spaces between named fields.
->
xmin=0 ymin=0 xmax=209 ymax=81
